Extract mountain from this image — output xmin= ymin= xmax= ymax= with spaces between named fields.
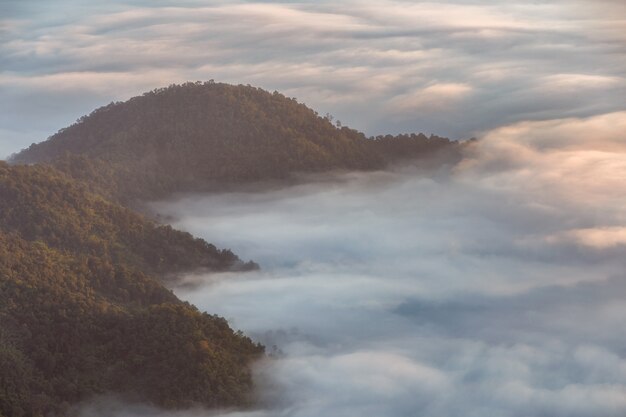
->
xmin=0 ymin=162 xmax=256 ymax=276
xmin=11 ymin=82 xmax=460 ymax=201
xmin=2 ymin=82 xmax=463 ymax=415
xmin=0 ymin=162 xmax=263 ymax=417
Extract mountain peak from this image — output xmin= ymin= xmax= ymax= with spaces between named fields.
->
xmin=12 ymin=82 xmax=458 ymax=201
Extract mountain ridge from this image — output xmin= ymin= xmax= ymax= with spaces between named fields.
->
xmin=2 ymin=81 xmax=465 ymax=416
xmin=11 ymin=81 xmax=462 ymax=202
xmin=0 ymin=162 xmax=263 ymax=417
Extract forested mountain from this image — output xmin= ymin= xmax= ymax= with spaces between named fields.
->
xmin=2 ymin=82 xmax=463 ymax=416
xmin=11 ymin=82 xmax=460 ymax=201
xmin=0 ymin=162 xmax=256 ymax=275
xmin=0 ymin=162 xmax=263 ymax=417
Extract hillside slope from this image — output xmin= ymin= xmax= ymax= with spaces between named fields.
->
xmin=0 ymin=162 xmax=256 ymax=275
xmin=0 ymin=163 xmax=263 ymax=417
xmin=12 ymin=82 xmax=459 ymax=201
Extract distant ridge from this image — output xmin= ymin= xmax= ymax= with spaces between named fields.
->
xmin=12 ymin=81 xmax=460 ymax=201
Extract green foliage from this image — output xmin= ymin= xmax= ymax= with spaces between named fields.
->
xmin=12 ymin=82 xmax=457 ymax=201
xmin=370 ymin=133 xmax=461 ymax=162
xmin=2 ymin=82 xmax=461 ymax=414
xmin=0 ymin=165 xmax=263 ymax=416
xmin=0 ymin=162 xmax=255 ymax=275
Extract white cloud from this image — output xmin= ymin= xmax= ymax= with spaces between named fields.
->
xmin=549 ymin=228 xmax=626 ymax=249
xmin=388 ymin=82 xmax=474 ymax=113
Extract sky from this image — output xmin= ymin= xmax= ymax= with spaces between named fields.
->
xmin=76 ymin=109 xmax=626 ymax=417
xmin=1 ymin=0 xmax=625 ymax=158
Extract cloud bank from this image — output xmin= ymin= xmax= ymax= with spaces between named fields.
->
xmin=95 ymin=110 xmax=626 ymax=417
xmin=4 ymin=0 xmax=624 ymax=414
xmin=2 ymin=0 xmax=625 ymax=157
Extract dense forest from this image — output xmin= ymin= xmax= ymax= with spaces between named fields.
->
xmin=0 ymin=162 xmax=256 ymax=276
xmin=0 ymin=162 xmax=263 ymax=417
xmin=11 ymin=82 xmax=461 ymax=201
xmin=3 ymin=82 xmax=465 ymax=415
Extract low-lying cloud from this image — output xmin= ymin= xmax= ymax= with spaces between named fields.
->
xmin=85 ymin=110 xmax=626 ymax=417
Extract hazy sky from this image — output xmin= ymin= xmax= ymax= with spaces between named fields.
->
xmin=1 ymin=0 xmax=625 ymax=158
xmin=76 ymin=109 xmax=626 ymax=417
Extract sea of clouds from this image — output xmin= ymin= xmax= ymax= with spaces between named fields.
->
xmin=7 ymin=1 xmax=623 ymax=414
xmin=76 ymin=110 xmax=626 ymax=416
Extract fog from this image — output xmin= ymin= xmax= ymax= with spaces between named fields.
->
xmin=75 ymin=111 xmax=626 ymax=416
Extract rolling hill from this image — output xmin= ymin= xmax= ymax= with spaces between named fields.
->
xmin=12 ymin=82 xmax=460 ymax=201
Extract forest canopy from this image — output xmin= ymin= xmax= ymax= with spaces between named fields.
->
xmin=0 ymin=162 xmax=262 ymax=417
xmin=3 ymin=82 xmax=464 ymax=416
xmin=11 ymin=82 xmax=462 ymax=202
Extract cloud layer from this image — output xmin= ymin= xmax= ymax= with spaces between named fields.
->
xmin=2 ymin=0 xmax=625 ymax=157
xmin=4 ymin=1 xmax=625 ymax=415
xmin=96 ymin=110 xmax=626 ymax=417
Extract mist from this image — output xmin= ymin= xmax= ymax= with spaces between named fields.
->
xmin=75 ymin=111 xmax=626 ymax=416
